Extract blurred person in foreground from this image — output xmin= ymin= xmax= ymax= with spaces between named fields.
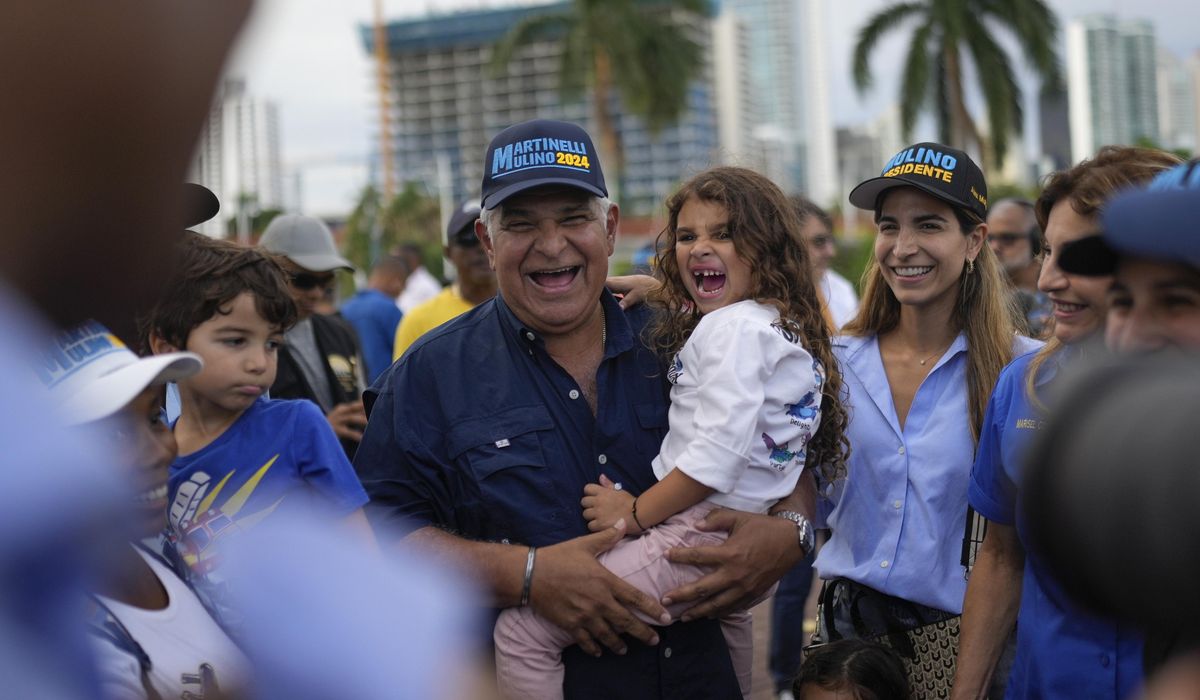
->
xmin=392 ymin=200 xmax=495 ymax=359
xmin=43 ymin=322 xmax=250 ymax=699
xmin=793 ymin=196 xmax=858 ymax=330
xmin=341 ymin=254 xmax=408 ymax=383
xmin=259 ymin=214 xmax=368 ymax=458
xmin=0 ymin=1 xmax=250 ymax=695
xmin=987 ymin=198 xmax=1053 ymax=337
xmin=1029 ymin=158 xmax=1200 ymax=681
xmin=356 ymin=119 xmax=815 ymax=699
xmin=952 ymin=146 xmax=1180 ymax=700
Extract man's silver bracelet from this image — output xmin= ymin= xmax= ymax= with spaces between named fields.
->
xmin=520 ymin=546 xmax=537 ymax=607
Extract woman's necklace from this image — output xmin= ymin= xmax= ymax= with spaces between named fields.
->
xmin=917 ymin=340 xmax=953 ymax=366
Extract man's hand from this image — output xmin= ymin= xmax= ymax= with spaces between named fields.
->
xmin=662 ymin=509 xmax=801 ymax=621
xmin=531 ymin=520 xmax=671 ymax=657
xmin=581 ymin=474 xmax=638 ymax=533
xmin=326 ymin=400 xmax=367 ymax=442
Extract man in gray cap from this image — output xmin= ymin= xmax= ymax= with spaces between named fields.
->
xmin=260 ymin=214 xmax=367 ymax=458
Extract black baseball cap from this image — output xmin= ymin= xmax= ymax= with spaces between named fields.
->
xmin=849 ymin=142 xmax=988 ymax=221
xmin=1059 ymin=159 xmax=1200 ymax=276
xmin=446 ymin=200 xmax=482 ymax=247
xmin=183 ymin=183 xmax=219 ymax=229
xmin=480 ymin=119 xmax=607 ymax=210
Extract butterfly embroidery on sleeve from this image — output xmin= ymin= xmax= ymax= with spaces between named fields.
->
xmin=762 ymin=432 xmax=798 ymax=471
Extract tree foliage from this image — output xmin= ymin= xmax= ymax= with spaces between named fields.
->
xmin=490 ymin=0 xmax=709 ymax=196
xmin=853 ymin=0 xmax=1062 ymax=170
xmin=342 ymin=182 xmax=444 ymax=277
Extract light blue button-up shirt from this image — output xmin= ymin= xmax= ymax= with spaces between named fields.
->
xmin=814 ymin=332 xmax=1041 ymax=613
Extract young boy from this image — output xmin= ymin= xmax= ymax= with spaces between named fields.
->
xmin=143 ymin=233 xmax=372 ymax=624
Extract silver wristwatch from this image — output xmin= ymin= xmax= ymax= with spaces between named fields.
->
xmin=774 ymin=510 xmax=815 ymax=556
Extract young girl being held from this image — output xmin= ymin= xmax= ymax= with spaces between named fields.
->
xmin=494 ymin=167 xmax=849 ymax=699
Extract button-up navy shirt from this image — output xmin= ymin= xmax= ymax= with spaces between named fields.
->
xmin=354 ymin=290 xmax=740 ymax=699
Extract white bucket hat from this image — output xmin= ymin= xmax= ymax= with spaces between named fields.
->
xmin=39 ymin=321 xmax=202 ymax=425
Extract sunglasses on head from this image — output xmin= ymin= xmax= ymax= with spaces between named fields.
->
xmin=290 ymin=272 xmax=335 ymax=290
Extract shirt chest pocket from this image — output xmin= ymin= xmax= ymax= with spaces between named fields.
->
xmin=446 ymin=406 xmax=568 ymax=543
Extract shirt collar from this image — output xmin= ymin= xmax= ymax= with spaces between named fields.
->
xmin=836 ymin=331 xmax=967 ymax=369
xmin=494 ymin=289 xmax=634 ymax=357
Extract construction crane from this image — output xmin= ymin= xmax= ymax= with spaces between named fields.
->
xmin=372 ymin=0 xmax=395 ymax=201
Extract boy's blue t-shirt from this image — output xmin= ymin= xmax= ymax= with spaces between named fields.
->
xmin=166 ymin=397 xmax=369 ymax=577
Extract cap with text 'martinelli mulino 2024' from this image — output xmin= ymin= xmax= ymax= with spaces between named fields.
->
xmin=480 ymin=119 xmax=608 ymax=211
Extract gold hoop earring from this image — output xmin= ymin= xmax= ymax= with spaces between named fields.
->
xmin=967 ymin=258 xmax=976 ymax=274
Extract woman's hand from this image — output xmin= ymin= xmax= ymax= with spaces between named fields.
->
xmin=581 ymin=474 xmax=639 ymax=534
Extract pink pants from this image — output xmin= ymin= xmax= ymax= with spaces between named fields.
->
xmin=493 ymin=502 xmax=762 ymax=700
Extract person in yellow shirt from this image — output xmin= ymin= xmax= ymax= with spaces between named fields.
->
xmin=393 ymin=201 xmax=496 ymax=359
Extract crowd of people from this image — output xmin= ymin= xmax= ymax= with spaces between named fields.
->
xmin=7 ymin=5 xmax=1200 ymax=700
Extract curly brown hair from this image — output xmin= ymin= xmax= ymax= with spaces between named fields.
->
xmin=648 ymin=167 xmax=850 ymax=480
xmin=140 ymin=232 xmax=297 ymax=352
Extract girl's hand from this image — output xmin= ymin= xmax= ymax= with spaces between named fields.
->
xmin=581 ymin=474 xmax=638 ymax=534
xmin=606 ymin=274 xmax=659 ymax=310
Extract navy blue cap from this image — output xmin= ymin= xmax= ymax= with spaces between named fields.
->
xmin=446 ymin=200 xmax=482 ymax=246
xmin=480 ymin=119 xmax=607 ymax=210
xmin=849 ymin=142 xmax=988 ymax=221
xmin=1060 ymin=159 xmax=1200 ymax=276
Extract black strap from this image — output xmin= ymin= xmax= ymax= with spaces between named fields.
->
xmin=88 ymin=595 xmax=161 ymax=700
xmin=961 ymin=505 xmax=987 ymax=574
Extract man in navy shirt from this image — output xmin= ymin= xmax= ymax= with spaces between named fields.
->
xmin=355 ymin=119 xmax=813 ymax=699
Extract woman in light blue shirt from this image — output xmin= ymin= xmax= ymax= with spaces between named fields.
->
xmin=812 ymin=142 xmax=1039 ymax=647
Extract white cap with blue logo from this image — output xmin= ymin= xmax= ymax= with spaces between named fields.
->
xmin=39 ymin=321 xmax=202 ymax=426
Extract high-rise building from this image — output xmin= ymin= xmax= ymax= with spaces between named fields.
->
xmin=1192 ymin=52 xmax=1200 ymax=153
xmin=190 ymin=79 xmax=284 ymax=238
xmin=711 ymin=11 xmax=759 ymax=170
xmin=837 ymin=104 xmax=903 ymax=236
xmin=1037 ymin=89 xmax=1072 ymax=173
xmin=362 ymin=2 xmax=718 ymax=216
xmin=1066 ymin=15 xmax=1159 ymax=164
xmin=1157 ymin=48 xmax=1198 ymax=153
xmin=717 ymin=0 xmax=837 ymax=205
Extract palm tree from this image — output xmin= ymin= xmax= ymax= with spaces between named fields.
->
xmin=853 ymin=0 xmax=1061 ymax=172
xmin=490 ymin=0 xmax=708 ymax=199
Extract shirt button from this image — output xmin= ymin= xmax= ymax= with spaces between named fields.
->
xmin=880 ymin=560 xmax=890 ymax=568
xmin=525 ymin=331 xmax=535 ymax=341
xmin=1100 ymin=654 xmax=1111 ymax=668
xmin=892 ymin=500 xmax=902 ymax=509
xmin=568 ymin=389 xmax=580 ymax=400
xmin=598 ymin=454 xmax=608 ymax=465
xmin=663 ymin=647 xmax=673 ymax=659
xmin=897 ymin=446 xmax=906 ymax=455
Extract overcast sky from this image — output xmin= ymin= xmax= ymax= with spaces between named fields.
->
xmin=226 ymin=0 xmax=1200 ymax=216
